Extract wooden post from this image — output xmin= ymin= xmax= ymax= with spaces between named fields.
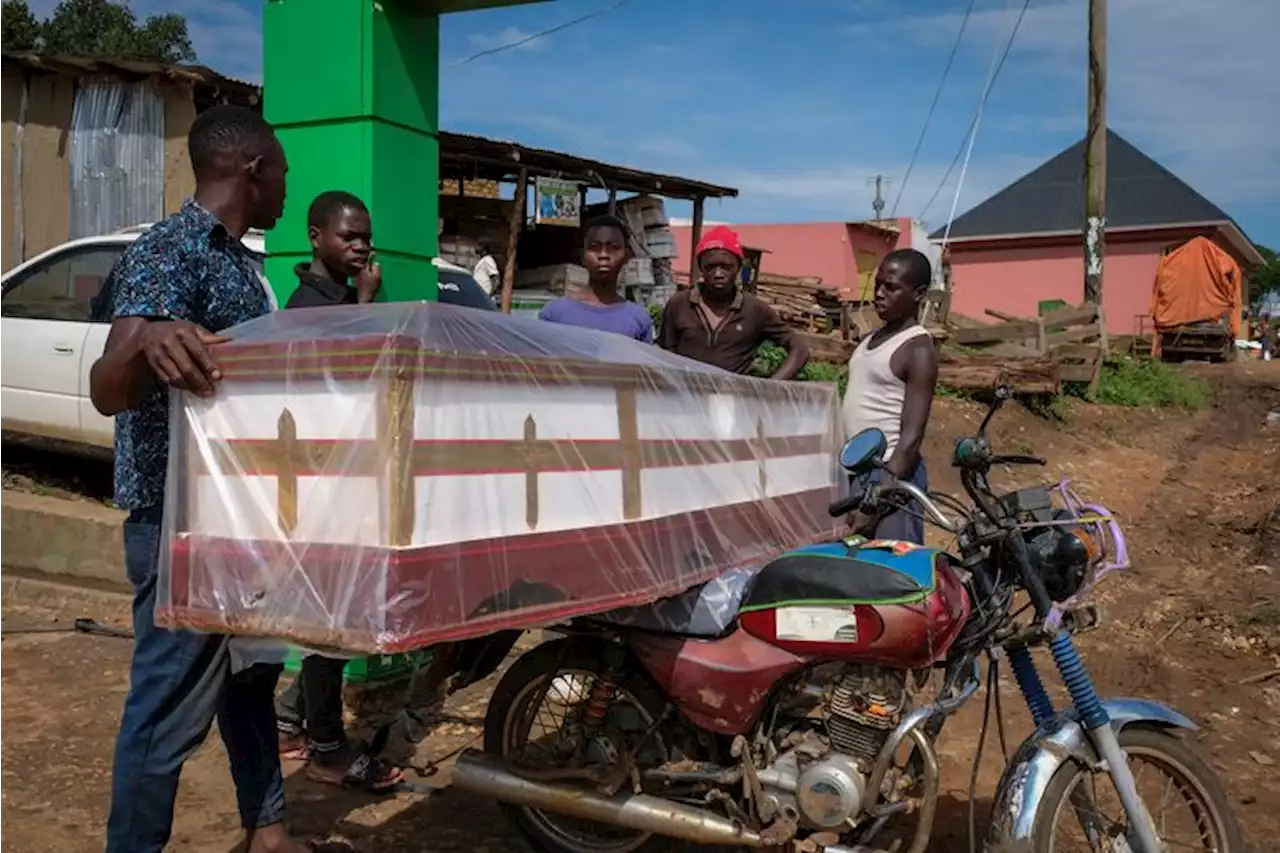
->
xmin=688 ymin=196 xmax=705 ymax=290
xmin=1083 ymin=0 xmax=1107 ymax=305
xmin=500 ymin=166 xmax=528 ymax=314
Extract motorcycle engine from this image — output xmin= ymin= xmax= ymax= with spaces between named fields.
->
xmin=758 ymin=666 xmax=908 ymax=830
xmin=825 ymin=665 xmax=909 ymax=766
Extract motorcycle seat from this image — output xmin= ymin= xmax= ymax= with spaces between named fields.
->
xmin=590 ymin=564 xmax=763 ymax=639
xmin=739 ymin=540 xmax=940 ymax=613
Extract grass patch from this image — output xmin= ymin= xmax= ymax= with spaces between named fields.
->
xmin=1239 ymin=599 xmax=1280 ymax=629
xmin=1084 ymin=357 xmax=1212 ymax=410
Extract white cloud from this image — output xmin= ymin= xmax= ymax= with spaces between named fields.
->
xmin=466 ymin=26 xmax=546 ymax=54
xmin=850 ymin=0 xmax=1280 ymax=209
xmin=699 ymin=153 xmax=1046 ymax=229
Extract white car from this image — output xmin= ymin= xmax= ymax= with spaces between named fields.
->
xmin=0 ymin=226 xmax=488 ymax=451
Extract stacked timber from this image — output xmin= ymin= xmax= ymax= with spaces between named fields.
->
xmin=938 ymin=352 xmax=1059 ymax=395
xmin=943 ymin=303 xmax=1108 ymax=393
xmin=756 ymin=273 xmax=834 ymax=333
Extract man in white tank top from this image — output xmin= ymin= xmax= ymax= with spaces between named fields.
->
xmin=841 ymin=249 xmax=938 ymax=543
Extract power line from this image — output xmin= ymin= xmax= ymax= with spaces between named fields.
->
xmin=889 ymin=0 xmax=978 ymax=218
xmin=449 ymin=0 xmax=633 ymax=68
xmin=919 ymin=0 xmax=1035 ymax=222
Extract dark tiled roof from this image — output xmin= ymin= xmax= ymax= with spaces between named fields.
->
xmin=932 ymin=130 xmax=1233 ymax=240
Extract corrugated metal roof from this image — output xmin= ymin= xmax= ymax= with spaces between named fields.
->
xmin=1 ymin=53 xmax=734 ymax=200
xmin=437 ymin=130 xmax=737 ymax=200
xmin=2 ymin=51 xmax=258 ymax=95
xmin=932 ymin=131 xmax=1236 ymax=242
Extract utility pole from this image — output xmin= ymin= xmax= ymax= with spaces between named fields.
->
xmin=868 ymin=175 xmax=890 ymax=220
xmin=1083 ymin=0 xmax=1107 ymax=305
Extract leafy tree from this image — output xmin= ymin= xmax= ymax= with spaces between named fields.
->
xmin=1 ymin=0 xmax=40 ymax=51
xmin=1 ymin=0 xmax=195 ymax=63
xmin=1252 ymin=244 xmax=1279 ymax=312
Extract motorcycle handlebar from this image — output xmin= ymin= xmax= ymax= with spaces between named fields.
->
xmin=828 ymin=480 xmax=960 ymax=533
xmin=992 ymin=454 xmax=1047 ymax=466
xmin=827 ymin=494 xmax=863 ymax=518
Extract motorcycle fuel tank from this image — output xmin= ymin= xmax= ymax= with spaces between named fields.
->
xmin=736 ymin=540 xmax=971 ymax=670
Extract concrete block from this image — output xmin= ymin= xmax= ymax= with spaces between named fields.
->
xmin=1 ymin=492 xmax=126 ymax=586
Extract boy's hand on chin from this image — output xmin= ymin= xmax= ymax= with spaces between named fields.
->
xmin=356 ymin=258 xmax=382 ymax=303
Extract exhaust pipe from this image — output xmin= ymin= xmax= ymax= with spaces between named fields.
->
xmin=451 ymin=749 xmax=765 ymax=848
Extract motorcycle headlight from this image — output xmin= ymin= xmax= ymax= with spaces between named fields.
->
xmin=1064 ymin=527 xmax=1100 ymax=564
xmin=1042 ymin=526 xmax=1093 ymax=601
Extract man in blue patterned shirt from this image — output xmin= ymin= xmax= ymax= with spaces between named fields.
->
xmin=90 ymin=105 xmax=309 ymax=853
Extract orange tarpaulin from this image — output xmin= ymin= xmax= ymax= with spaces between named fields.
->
xmin=1149 ymin=237 xmax=1242 ymax=353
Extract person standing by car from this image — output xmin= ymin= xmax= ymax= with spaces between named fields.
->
xmin=657 ymin=225 xmax=809 ymax=378
xmin=538 ymin=215 xmax=653 ymax=342
xmin=473 ymin=243 xmax=500 ymax=300
xmin=88 ymin=105 xmax=310 ymax=853
xmin=842 ymin=249 xmax=938 ymax=544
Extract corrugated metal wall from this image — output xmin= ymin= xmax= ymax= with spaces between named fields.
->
xmin=1 ymin=63 xmax=198 ymax=272
xmin=68 ymin=78 xmax=165 ymax=239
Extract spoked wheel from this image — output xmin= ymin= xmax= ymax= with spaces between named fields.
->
xmin=483 ymin=640 xmax=675 ymax=853
xmin=1032 ymin=727 xmax=1244 ymax=852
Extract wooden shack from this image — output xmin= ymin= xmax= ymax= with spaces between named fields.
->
xmin=1 ymin=51 xmax=260 ymax=273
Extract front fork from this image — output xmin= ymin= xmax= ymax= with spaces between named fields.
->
xmin=1008 ymin=634 xmax=1164 ymax=853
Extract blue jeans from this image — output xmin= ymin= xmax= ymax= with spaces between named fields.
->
xmin=106 ymin=507 xmax=286 ymax=853
xmin=850 ymin=459 xmax=930 ymax=545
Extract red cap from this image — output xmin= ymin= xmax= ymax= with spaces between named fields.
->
xmin=695 ymin=225 xmax=744 ymax=260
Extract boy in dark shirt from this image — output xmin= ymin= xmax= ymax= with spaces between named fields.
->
xmin=285 ymin=190 xmax=381 ymax=308
xmin=274 ymin=189 xmax=402 ymax=791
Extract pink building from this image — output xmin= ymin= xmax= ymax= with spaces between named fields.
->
xmin=934 ymin=131 xmax=1264 ymax=336
xmin=671 ymin=217 xmax=917 ymax=301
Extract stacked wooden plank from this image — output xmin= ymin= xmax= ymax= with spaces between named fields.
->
xmin=755 ymin=273 xmax=833 ymax=333
xmin=938 ymin=352 xmax=1059 ymax=395
xmin=942 ymin=302 xmax=1109 ymax=393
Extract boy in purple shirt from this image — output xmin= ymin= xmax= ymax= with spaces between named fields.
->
xmin=538 ymin=215 xmax=654 ymax=343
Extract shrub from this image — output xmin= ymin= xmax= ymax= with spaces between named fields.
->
xmin=752 ymin=342 xmax=849 ymax=396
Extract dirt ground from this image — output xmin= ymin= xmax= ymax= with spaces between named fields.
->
xmin=2 ymin=362 xmax=1278 ymax=852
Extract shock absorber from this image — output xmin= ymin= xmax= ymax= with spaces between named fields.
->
xmin=1007 ymin=644 xmax=1054 ymax=726
xmin=581 ymin=643 xmax=627 ymax=732
xmin=582 ymin=678 xmax=618 ymax=732
xmin=1049 ymin=631 xmax=1163 ymax=853
xmin=1048 ymin=631 xmax=1107 ymax=730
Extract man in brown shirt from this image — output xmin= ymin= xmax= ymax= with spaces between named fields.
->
xmin=658 ymin=225 xmax=809 ymax=378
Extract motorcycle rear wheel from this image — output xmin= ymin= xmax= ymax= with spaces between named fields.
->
xmin=1030 ymin=726 xmax=1244 ymax=852
xmin=483 ymin=639 xmax=676 ymax=853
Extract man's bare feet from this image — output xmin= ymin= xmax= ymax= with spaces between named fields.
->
xmin=245 ymin=822 xmax=314 ymax=853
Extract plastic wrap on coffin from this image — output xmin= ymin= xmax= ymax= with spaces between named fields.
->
xmin=155 ymin=303 xmax=844 ymax=654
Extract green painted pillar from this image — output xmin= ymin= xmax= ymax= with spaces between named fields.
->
xmin=262 ymin=0 xmax=550 ymax=304
xmin=263 ymin=0 xmax=441 ymax=303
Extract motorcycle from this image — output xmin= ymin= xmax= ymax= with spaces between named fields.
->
xmin=449 ymin=385 xmax=1243 ymax=853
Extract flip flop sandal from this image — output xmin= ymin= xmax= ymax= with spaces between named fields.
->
xmin=279 ymin=733 xmax=313 ymax=761
xmin=306 ymin=752 xmax=404 ymax=794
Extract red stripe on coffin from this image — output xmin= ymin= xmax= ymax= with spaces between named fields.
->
xmin=211 ymin=333 xmax=833 ymax=402
xmin=159 ymin=487 xmax=835 ymax=654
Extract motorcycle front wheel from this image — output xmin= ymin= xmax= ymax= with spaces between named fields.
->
xmin=1031 ymin=726 xmax=1244 ymax=852
xmin=483 ymin=639 xmax=676 ymax=853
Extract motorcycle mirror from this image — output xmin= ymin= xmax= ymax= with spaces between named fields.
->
xmin=839 ymin=428 xmax=888 ymax=474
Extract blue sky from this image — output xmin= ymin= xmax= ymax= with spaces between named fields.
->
xmin=30 ymin=0 xmax=1280 ymax=247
